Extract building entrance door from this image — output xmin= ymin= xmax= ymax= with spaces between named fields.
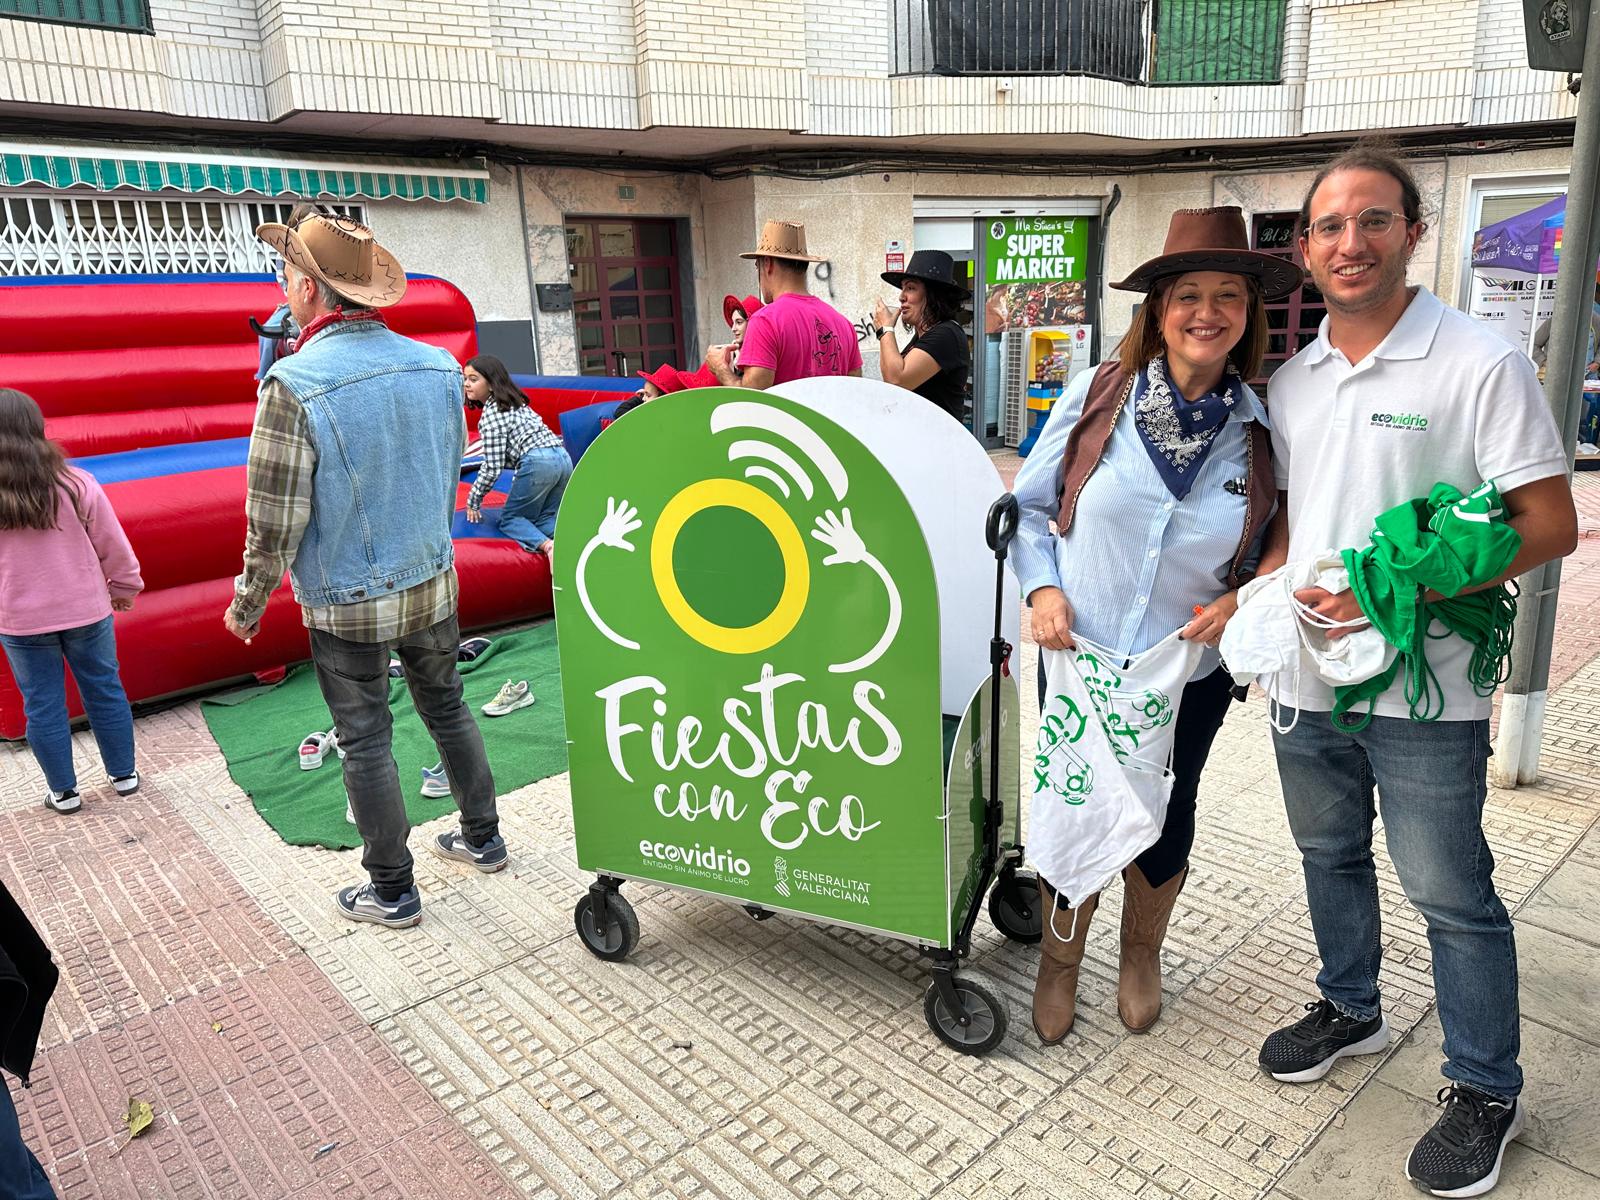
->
xmin=564 ymin=218 xmax=686 ymax=377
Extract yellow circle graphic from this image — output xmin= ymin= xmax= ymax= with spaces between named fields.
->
xmin=651 ymin=478 xmax=810 ymax=654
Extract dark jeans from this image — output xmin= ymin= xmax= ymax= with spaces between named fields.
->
xmin=1272 ymin=710 xmax=1521 ymax=1099
xmin=309 ymin=614 xmax=498 ymax=899
xmin=0 ymin=616 xmax=135 ymax=795
xmin=1037 ymin=655 xmax=1235 ymax=887
xmin=0 ymin=1081 xmax=54 ymax=1199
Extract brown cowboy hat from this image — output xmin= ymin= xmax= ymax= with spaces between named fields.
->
xmin=1112 ymin=206 xmax=1302 ymax=301
xmin=739 ymin=219 xmax=825 ymax=263
xmin=256 ymin=213 xmax=407 ymax=308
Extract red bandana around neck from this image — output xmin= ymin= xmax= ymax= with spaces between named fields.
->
xmin=290 ymin=305 xmax=387 ymax=352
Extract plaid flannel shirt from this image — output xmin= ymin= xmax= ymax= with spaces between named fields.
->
xmin=229 ymin=378 xmax=464 ymax=644
xmin=466 ymin=402 xmax=563 ymax=511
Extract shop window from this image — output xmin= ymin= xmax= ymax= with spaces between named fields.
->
xmin=0 ymin=0 xmax=152 ymax=33
xmin=1250 ymin=210 xmax=1324 ymax=392
xmin=1152 ymin=0 xmax=1285 ymax=86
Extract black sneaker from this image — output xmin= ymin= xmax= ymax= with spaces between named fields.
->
xmin=431 ymin=830 xmax=508 ymax=873
xmin=334 ymin=883 xmax=422 ymax=928
xmin=1259 ymin=998 xmax=1390 ymax=1082
xmin=1406 ymin=1084 xmax=1524 ymax=1197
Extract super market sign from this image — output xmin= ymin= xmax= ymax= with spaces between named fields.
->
xmin=985 ymin=216 xmax=1088 ymax=284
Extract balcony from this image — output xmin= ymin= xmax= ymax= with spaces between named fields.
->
xmin=0 ymin=0 xmax=150 ymax=33
xmin=891 ymin=0 xmax=1286 ymax=87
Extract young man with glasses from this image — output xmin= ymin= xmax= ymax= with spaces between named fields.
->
xmin=1252 ymin=145 xmax=1576 ymax=1197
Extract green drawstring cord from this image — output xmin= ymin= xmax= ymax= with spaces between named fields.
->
xmin=1333 ymin=576 xmax=1518 ymax=731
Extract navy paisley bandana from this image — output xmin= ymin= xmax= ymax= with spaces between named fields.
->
xmin=1132 ymin=355 xmax=1240 ymax=500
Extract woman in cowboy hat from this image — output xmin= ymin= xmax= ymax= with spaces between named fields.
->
xmin=873 ymin=249 xmax=972 ymax=420
xmin=1009 ymin=205 xmax=1302 ymax=1046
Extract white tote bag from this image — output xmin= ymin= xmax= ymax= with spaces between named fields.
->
xmin=1030 ymin=630 xmax=1206 ymax=911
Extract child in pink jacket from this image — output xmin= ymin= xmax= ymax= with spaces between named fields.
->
xmin=0 ymin=390 xmax=143 ymax=814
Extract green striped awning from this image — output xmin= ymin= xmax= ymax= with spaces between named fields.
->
xmin=0 ymin=147 xmax=489 ymax=204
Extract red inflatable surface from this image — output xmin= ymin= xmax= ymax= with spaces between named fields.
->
xmin=0 ymin=276 xmax=478 ymax=457
xmin=0 ymin=275 xmax=564 ymax=741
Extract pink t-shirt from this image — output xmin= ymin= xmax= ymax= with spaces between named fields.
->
xmin=0 ymin=468 xmax=143 ymax=636
xmin=737 ymin=293 xmax=863 ymax=384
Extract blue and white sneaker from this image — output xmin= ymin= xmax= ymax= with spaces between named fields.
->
xmin=334 ymin=883 xmax=422 ymax=927
xmin=420 ymin=762 xmax=451 ymax=798
xmin=431 ymin=831 xmax=508 ymax=873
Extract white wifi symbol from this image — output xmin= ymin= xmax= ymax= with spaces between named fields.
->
xmin=710 ymin=401 xmax=850 ymax=503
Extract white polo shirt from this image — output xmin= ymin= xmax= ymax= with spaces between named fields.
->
xmin=1269 ymin=286 xmax=1567 ymax=721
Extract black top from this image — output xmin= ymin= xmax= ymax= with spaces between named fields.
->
xmin=0 ymin=880 xmax=58 ymax=1085
xmin=904 ymin=320 xmax=970 ymax=419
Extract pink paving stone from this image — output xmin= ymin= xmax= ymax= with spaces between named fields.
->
xmin=10 ymin=954 xmax=517 ymax=1198
xmin=2 ymin=787 xmax=296 ymax=1050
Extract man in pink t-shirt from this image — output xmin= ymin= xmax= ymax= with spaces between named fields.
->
xmin=707 ymin=219 xmax=862 ymax=389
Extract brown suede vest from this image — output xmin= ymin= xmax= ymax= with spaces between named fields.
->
xmin=1055 ymin=360 xmax=1275 ymax=590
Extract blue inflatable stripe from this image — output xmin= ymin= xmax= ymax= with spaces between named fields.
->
xmin=512 ymin=373 xmax=638 ymax=393
xmin=75 ymin=437 xmax=253 ymax=484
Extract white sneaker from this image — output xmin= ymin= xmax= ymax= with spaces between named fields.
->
xmin=111 ymin=772 xmax=140 ymax=795
xmin=420 ymin=762 xmax=450 ymax=798
xmin=483 ymin=679 xmax=535 ymax=717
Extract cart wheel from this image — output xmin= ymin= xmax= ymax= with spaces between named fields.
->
xmin=988 ymin=871 xmax=1043 ymax=944
xmin=743 ymin=905 xmax=775 ymax=922
xmin=573 ymin=891 xmax=639 ymax=962
xmin=923 ymin=974 xmax=1008 ymax=1056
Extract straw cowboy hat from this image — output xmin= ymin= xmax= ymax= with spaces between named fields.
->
xmin=881 ymin=248 xmax=972 ymax=298
xmin=256 ymin=212 xmax=408 ymax=308
xmin=1112 ymin=206 xmax=1302 ymax=301
xmin=739 ymin=219 xmax=826 ymax=263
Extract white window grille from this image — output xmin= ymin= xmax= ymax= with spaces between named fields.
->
xmin=0 ymin=193 xmax=364 ymax=277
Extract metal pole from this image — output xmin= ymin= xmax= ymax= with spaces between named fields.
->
xmin=1497 ymin=0 xmax=1600 ymax=787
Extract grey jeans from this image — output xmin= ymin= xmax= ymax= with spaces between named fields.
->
xmin=309 ymin=614 xmax=498 ymax=898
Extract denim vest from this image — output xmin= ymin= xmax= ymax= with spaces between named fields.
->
xmin=264 ymin=321 xmax=462 ymax=607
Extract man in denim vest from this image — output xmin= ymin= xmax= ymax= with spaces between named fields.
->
xmin=225 ymin=213 xmax=506 ymax=928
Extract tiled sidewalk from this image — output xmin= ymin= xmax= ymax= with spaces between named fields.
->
xmin=2 ymin=472 xmax=1598 ymax=1199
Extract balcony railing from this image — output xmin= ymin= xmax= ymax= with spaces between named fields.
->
xmin=892 ymin=0 xmax=1285 ymax=87
xmin=0 ymin=0 xmax=151 ymax=33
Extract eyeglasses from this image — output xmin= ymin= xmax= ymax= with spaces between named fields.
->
xmin=1306 ymin=207 xmax=1416 ymax=246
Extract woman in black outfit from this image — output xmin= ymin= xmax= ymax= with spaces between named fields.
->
xmin=873 ymin=249 xmax=971 ymax=419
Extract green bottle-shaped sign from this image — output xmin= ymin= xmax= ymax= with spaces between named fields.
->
xmin=554 ymin=388 xmax=950 ymax=943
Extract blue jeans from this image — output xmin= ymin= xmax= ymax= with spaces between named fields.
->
xmin=0 ymin=1082 xmax=55 ymax=1199
xmin=1272 ymin=710 xmax=1521 ymax=1099
xmin=498 ymin=445 xmax=572 ymax=552
xmin=1 ymin=616 xmax=135 ymax=795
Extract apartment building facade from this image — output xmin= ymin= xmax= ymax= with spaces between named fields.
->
xmin=0 ymin=0 xmax=1580 ymax=442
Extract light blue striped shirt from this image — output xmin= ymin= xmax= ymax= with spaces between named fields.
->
xmin=1010 ymin=364 xmax=1270 ymax=669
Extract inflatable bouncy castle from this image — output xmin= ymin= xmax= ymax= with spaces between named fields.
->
xmin=0 ymin=274 xmax=627 ymax=740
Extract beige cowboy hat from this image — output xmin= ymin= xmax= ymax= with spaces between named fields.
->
xmin=256 ymin=212 xmax=408 ymax=308
xmin=739 ymin=219 xmax=826 ymax=263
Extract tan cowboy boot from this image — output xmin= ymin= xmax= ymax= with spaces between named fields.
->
xmin=1118 ymin=863 xmax=1187 ymax=1033
xmin=1033 ymin=883 xmax=1099 ymax=1045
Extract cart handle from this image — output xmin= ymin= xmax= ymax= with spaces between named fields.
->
xmin=986 ymin=493 xmax=1018 ymax=558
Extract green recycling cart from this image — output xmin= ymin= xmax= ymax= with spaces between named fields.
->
xmin=553 ymin=381 xmax=1038 ymax=1054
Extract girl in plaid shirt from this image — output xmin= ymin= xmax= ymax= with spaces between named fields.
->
xmin=464 ymin=356 xmax=572 ymax=556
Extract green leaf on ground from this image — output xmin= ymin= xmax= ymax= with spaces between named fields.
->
xmin=123 ymin=1097 xmax=153 ymax=1139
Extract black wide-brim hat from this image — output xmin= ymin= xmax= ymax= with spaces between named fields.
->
xmin=1112 ymin=205 xmax=1303 ymax=301
xmin=882 ymin=248 xmax=972 ymax=298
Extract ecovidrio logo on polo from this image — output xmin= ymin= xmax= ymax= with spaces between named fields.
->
xmin=1370 ymin=410 xmax=1430 ymax=431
